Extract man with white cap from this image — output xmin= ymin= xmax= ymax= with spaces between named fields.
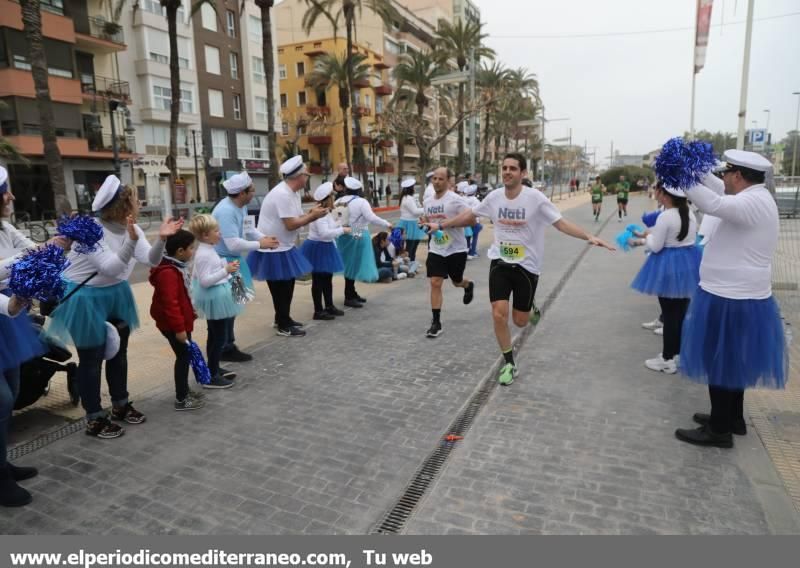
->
xmin=462 ymin=184 xmax=483 ymax=259
xmin=335 ymin=176 xmax=392 ymax=307
xmin=247 ymin=156 xmax=327 ymax=337
xmin=676 ymin=149 xmax=787 ymax=449
xmin=397 ymin=177 xmax=426 ymax=262
xmin=423 ymin=171 xmax=435 ymax=203
xmin=213 ymin=172 xmax=279 ymax=362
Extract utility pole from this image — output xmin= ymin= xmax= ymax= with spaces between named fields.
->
xmin=736 ymin=0 xmax=755 ymax=150
xmin=192 ymin=130 xmax=201 ymax=202
xmin=109 ymin=99 xmax=121 ymax=177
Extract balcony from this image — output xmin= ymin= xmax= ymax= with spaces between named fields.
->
xmin=373 ymin=61 xmax=391 ymax=70
xmin=306 ymin=105 xmax=331 ymax=117
xmin=352 ymin=78 xmax=370 ymax=88
xmin=309 ymin=164 xmax=325 ymax=175
xmin=308 ymin=135 xmax=332 ymax=145
xmin=352 ymin=135 xmax=371 ymax=145
xmin=379 ymin=139 xmax=394 ymax=148
xmin=87 ymin=131 xmax=135 ymax=155
xmin=304 ymin=48 xmax=327 ymax=57
xmin=377 ymin=163 xmax=395 ymax=174
xmin=354 ymin=106 xmax=371 ymax=117
xmin=74 ymin=17 xmax=126 ymax=53
xmin=80 ymin=75 xmax=131 ymax=102
xmin=3 ymin=134 xmax=134 ymax=159
xmin=374 ymin=84 xmax=393 ymax=96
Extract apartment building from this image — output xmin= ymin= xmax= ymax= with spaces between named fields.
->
xmin=0 ymin=0 xmax=134 ymax=214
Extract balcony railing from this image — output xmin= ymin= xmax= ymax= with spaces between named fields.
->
xmin=354 ymin=106 xmax=371 ymax=117
xmin=374 ymin=85 xmax=393 ymax=96
xmin=87 ymin=132 xmax=134 ymax=154
xmin=83 ymin=17 xmax=126 ymax=45
xmin=306 ymin=105 xmax=331 ymax=116
xmin=80 ymin=75 xmax=131 ymax=101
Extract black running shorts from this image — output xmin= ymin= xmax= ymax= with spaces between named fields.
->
xmin=617 ymin=198 xmax=628 ymax=205
xmin=426 ymin=252 xmax=467 ymax=282
xmin=489 ymin=259 xmax=539 ymax=312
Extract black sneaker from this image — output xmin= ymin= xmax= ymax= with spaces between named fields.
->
xmin=202 ymin=376 xmax=234 ymax=389
xmin=86 ymin=417 xmax=124 ymax=439
xmin=326 ymin=306 xmax=345 ymax=316
xmin=7 ymin=463 xmax=38 ymax=482
xmin=426 ymin=321 xmax=443 ymax=338
xmin=221 ymin=346 xmax=253 ymax=362
xmin=276 ymin=326 xmax=306 ymax=337
xmin=692 ymin=413 xmax=747 ymax=436
xmin=0 ymin=469 xmax=32 ymax=507
xmin=344 ymin=298 xmax=364 ymax=308
xmin=463 ymin=281 xmax=475 ymax=305
xmin=187 ymin=390 xmax=206 ymax=401
xmin=355 ymin=295 xmax=367 ymax=303
xmin=219 ymin=367 xmax=237 ymax=380
xmin=175 ymin=397 xmax=206 ymax=411
xmin=110 ymin=402 xmax=146 ymax=424
xmin=274 ymin=318 xmax=304 ymax=328
xmin=674 ymin=425 xmax=733 ymax=449
xmin=313 ymin=311 xmax=335 ymax=321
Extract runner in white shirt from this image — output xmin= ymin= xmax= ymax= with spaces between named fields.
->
xmin=426 ymin=153 xmax=614 ymax=385
xmin=421 ymin=168 xmax=475 ymax=338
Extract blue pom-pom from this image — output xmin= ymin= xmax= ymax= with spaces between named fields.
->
xmin=389 ymin=228 xmax=405 ymax=251
xmin=615 ymin=224 xmax=644 ymax=252
xmin=642 ymin=210 xmax=661 ymax=228
xmin=8 ymin=245 xmax=69 ymax=301
xmin=187 ymin=340 xmax=212 ymax=385
xmin=57 ymin=215 xmax=104 ymax=254
xmin=653 ymin=137 xmax=717 ymax=190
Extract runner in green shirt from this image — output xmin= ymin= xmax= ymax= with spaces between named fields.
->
xmin=616 ymin=175 xmax=630 ymax=222
xmin=590 ymin=176 xmax=605 ymax=222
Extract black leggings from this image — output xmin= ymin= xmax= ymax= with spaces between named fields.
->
xmin=345 ymin=278 xmax=359 ymax=300
xmin=162 ymin=331 xmax=191 ymax=401
xmin=709 ymin=386 xmax=745 ymax=434
xmin=657 ymin=296 xmax=690 ymax=360
xmin=407 ymin=240 xmax=421 ymax=262
xmin=267 ymin=279 xmax=296 ymax=329
xmin=206 ymin=319 xmax=230 ymax=379
xmin=311 ymin=272 xmax=334 ymax=312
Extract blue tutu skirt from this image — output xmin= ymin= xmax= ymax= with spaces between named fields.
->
xmin=464 ymin=226 xmax=474 ymax=238
xmin=396 ymin=219 xmax=426 ymax=241
xmin=0 ymin=312 xmax=46 ymax=371
xmin=300 ymin=239 xmax=344 ymax=274
xmin=247 ymin=247 xmax=312 ymax=281
xmin=46 ymin=280 xmax=139 ymax=349
xmin=336 ymin=231 xmax=378 ymax=283
xmin=191 ymin=279 xmax=243 ymax=321
xmin=222 ymin=254 xmax=253 ymax=290
xmin=630 ymin=246 xmax=701 ymax=298
xmin=680 ymin=288 xmax=787 ymax=390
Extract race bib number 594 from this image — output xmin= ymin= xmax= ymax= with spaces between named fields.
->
xmin=499 ymin=241 xmax=525 ymax=261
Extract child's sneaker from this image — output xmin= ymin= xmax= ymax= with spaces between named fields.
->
xmin=175 ymin=397 xmax=206 ymax=411
xmin=85 ymin=417 xmax=124 ymax=439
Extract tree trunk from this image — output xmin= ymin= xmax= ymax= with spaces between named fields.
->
xmin=20 ymin=0 xmax=70 ymax=214
xmin=344 ymin=9 xmax=364 ymax=186
xmin=456 ymin=83 xmax=465 ymax=174
xmin=259 ymin=1 xmax=280 ymax=189
xmin=165 ymin=4 xmax=180 ymax=201
xmin=341 ymin=102 xmax=351 ymax=173
xmin=480 ymin=107 xmax=491 ymax=182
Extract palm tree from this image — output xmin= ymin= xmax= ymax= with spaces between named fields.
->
xmin=253 ymin=1 xmax=280 ymax=189
xmin=19 ymin=0 xmax=69 ymax=213
xmin=477 ymin=62 xmax=508 ymax=182
xmin=306 ymin=52 xmax=371 ymax=171
xmin=392 ymin=51 xmax=443 ymax=118
xmin=435 ymin=19 xmax=494 ymax=175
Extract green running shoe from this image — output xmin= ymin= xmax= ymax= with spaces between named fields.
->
xmin=529 ymin=306 xmax=542 ymax=326
xmin=498 ymin=363 xmax=518 ymax=386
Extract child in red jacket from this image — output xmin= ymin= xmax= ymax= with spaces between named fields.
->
xmin=149 ymin=229 xmax=204 ymax=411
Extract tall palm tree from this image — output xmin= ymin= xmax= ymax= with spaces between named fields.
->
xmin=302 ymin=1 xmax=396 ymax=178
xmin=392 ymin=51 xmax=443 ymax=118
xmin=19 ymin=0 xmax=69 ymax=213
xmin=253 ymin=1 xmax=280 ymax=189
xmin=477 ymin=61 xmax=508 ymax=182
xmin=306 ymin=52 xmax=371 ymax=171
xmin=435 ymin=19 xmax=494 ymax=175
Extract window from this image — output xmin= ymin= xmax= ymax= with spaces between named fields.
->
xmin=146 ymin=28 xmax=190 ymax=69
xmin=204 ymin=45 xmax=221 ymax=75
xmin=365 ymin=94 xmax=371 ymax=109
xmin=249 ymin=16 xmax=262 ymax=42
xmin=280 ymin=93 xmax=288 ymax=109
xmin=296 ymin=62 xmax=305 ymax=77
xmin=226 ymin=10 xmax=236 ymax=37
xmin=211 ymin=129 xmax=229 ymax=159
xmin=376 ymin=97 xmax=384 ymax=114
xmin=40 ymin=0 xmax=64 ymax=16
xmin=297 ymin=91 xmax=307 ymax=106
xmin=278 ymin=64 xmax=287 ymax=80
xmin=208 ymin=89 xmax=224 ymax=117
xmin=12 ymin=54 xmax=31 ymax=71
xmin=142 ymin=124 xmax=189 ymax=156
xmin=236 ymin=133 xmax=267 ymax=160
xmin=384 ymin=39 xmax=402 ymax=55
xmin=281 ymin=121 xmax=289 ymax=136
xmin=230 ymin=53 xmax=239 ymax=80
xmin=354 ymin=92 xmax=360 ymax=105
xmin=252 ymin=57 xmax=265 ymax=83
xmin=142 ymin=0 xmax=183 ymax=20
xmin=255 ymin=96 xmax=268 ymax=122
xmin=201 ymin=3 xmax=217 ymax=31
xmin=152 ymin=85 xmax=193 ymax=113
xmin=233 ymin=95 xmax=241 ymax=120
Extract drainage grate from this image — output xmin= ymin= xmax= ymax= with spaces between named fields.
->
xmin=371 ymin=212 xmax=615 ymax=534
xmin=7 ymin=418 xmax=87 ymax=461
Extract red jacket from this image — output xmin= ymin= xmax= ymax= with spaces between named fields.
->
xmin=149 ymin=259 xmax=196 ymax=334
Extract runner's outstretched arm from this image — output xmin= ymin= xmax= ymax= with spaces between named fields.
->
xmin=428 ymin=208 xmax=477 ymax=231
xmin=552 ymin=218 xmax=616 ymax=251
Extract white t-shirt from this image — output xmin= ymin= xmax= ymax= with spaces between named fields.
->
xmin=644 ymin=207 xmax=697 ymax=253
xmin=256 ymin=182 xmax=303 ymax=252
xmin=423 ymin=184 xmax=435 ymax=203
xmin=472 ymin=186 xmax=562 ymax=275
xmin=424 ymin=190 xmax=468 ymax=256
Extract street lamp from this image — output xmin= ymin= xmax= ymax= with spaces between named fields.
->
xmin=792 ymin=92 xmax=800 ymax=179
xmin=108 ymin=99 xmax=134 ymax=179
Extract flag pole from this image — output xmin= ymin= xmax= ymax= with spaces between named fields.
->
xmin=690 ymin=0 xmax=699 ymax=140
xmin=736 ymin=0 xmax=755 ymax=150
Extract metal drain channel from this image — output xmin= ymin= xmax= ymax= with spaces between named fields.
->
xmin=8 ymin=417 xmax=87 ymax=461
xmin=371 ymin=212 xmax=615 ymax=534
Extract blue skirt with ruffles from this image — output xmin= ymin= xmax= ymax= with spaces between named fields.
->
xmin=336 ymin=230 xmax=378 ymax=283
xmin=46 ymin=280 xmax=139 ymax=349
xmin=247 ymin=247 xmax=312 ymax=281
xmin=630 ymin=246 xmax=701 ymax=298
xmin=300 ymin=239 xmax=344 ymax=274
xmin=680 ymin=287 xmax=787 ymax=390
xmin=191 ymin=279 xmax=243 ymax=321
xmin=0 ymin=309 xmax=45 ymax=372
xmin=396 ymin=219 xmax=426 ymax=241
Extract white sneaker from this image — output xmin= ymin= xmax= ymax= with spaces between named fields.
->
xmin=653 ymin=327 xmax=663 ymax=336
xmin=641 ymin=318 xmax=662 ymax=330
xmin=467 ymin=255 xmax=478 ymax=260
xmin=645 ymin=355 xmax=677 ymax=374
xmin=397 ymin=273 xmax=408 ymax=280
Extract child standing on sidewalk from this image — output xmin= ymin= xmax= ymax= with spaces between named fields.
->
xmin=188 ymin=215 xmax=241 ymax=390
xmin=149 ymin=229 xmax=206 ymax=410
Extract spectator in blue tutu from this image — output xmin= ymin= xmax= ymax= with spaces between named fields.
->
xmin=676 ymin=150 xmax=787 ymax=449
xmin=397 ymin=178 xmax=425 ymax=262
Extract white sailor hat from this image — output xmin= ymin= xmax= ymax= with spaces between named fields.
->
xmin=313 ymin=182 xmax=334 ymax=201
xmin=222 ymin=171 xmax=253 ymax=194
xmin=91 ymin=174 xmax=122 ymax=212
xmin=0 ymin=166 xmax=8 ymax=193
xmin=662 ymin=186 xmax=687 ymax=198
xmin=463 ymin=184 xmax=477 ymax=196
xmin=456 ymin=180 xmax=470 ymax=193
xmin=401 ymin=178 xmax=416 ymax=189
xmin=425 ymin=171 xmax=434 ymax=180
xmin=721 ymin=149 xmax=772 ymax=173
xmin=344 ymin=176 xmax=362 ymax=190
xmin=280 ymin=155 xmax=306 ymax=177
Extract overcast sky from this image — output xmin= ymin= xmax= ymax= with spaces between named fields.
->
xmin=478 ymin=0 xmax=800 ymax=165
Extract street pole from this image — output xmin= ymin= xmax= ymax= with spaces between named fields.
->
xmin=540 ymin=105 xmax=546 ymax=185
xmin=192 ymin=130 xmax=201 ymax=202
xmin=468 ymin=48 xmax=476 ymax=177
xmin=610 ymin=140 xmax=614 ymax=169
xmin=109 ymin=100 xmax=121 ymax=177
xmin=735 ymin=0 xmax=755 ymax=150
xmin=689 ymin=0 xmax=698 ymax=140
xmin=792 ymin=92 xmax=800 ymax=179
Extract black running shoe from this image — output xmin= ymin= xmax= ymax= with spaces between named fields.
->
xmin=86 ymin=417 xmax=124 ymax=439
xmin=276 ymin=326 xmax=306 ymax=337
xmin=221 ymin=346 xmax=253 ymax=362
xmin=463 ymin=281 xmax=475 ymax=305
xmin=344 ymin=298 xmax=364 ymax=308
xmin=219 ymin=367 xmax=237 ymax=380
xmin=426 ymin=321 xmax=443 ymax=338
xmin=326 ymin=306 xmax=345 ymax=316
xmin=313 ymin=311 xmax=335 ymax=321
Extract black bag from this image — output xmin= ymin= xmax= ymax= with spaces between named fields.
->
xmin=38 ymin=272 xmax=98 ymax=316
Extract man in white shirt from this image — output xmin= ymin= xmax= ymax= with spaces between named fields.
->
xmin=421 ymin=168 xmax=475 ymax=338
xmin=676 ymin=149 xmax=787 ymax=449
xmin=427 ymin=153 xmax=613 ymax=385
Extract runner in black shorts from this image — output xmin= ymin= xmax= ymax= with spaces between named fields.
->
xmin=427 ymin=153 xmax=614 ymax=385
xmin=616 ymin=174 xmax=630 ymax=221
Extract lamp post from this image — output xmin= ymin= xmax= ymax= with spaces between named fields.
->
xmin=763 ymin=109 xmax=770 ymax=142
xmin=109 ymin=99 xmax=122 ymax=177
xmin=188 ymin=129 xmax=201 ymax=202
xmin=792 ymin=92 xmax=800 ymax=180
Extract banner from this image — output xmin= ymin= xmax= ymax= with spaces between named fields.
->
xmin=694 ymin=0 xmax=714 ymax=73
